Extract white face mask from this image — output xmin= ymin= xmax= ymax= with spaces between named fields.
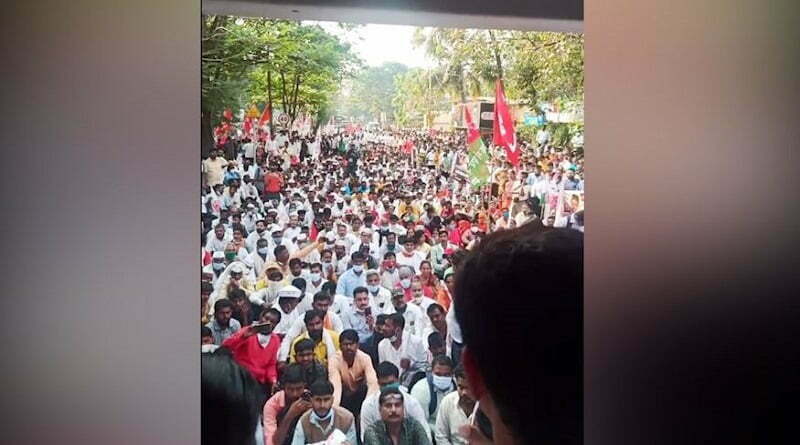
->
xmin=212 ymin=262 xmax=225 ymax=270
xmin=309 ymin=272 xmax=321 ymax=282
xmin=432 ymin=375 xmax=453 ymax=392
xmin=367 ymin=284 xmax=380 ymax=293
xmin=400 ymin=278 xmax=411 ymax=289
xmin=352 ymin=265 xmax=364 ymax=273
xmin=257 ymin=247 xmax=268 ymax=255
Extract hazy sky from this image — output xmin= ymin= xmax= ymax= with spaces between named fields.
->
xmin=306 ymin=21 xmax=434 ymax=69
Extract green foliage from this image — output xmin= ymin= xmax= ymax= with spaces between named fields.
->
xmin=202 ymin=16 xmax=360 ymax=131
xmin=339 ymin=62 xmax=409 ymax=122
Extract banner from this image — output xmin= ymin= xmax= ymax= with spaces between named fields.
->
xmin=464 ymin=106 xmax=490 ymax=188
xmin=543 ymin=191 xmax=585 ymax=227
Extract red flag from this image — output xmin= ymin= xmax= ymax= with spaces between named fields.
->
xmin=243 ymin=117 xmax=253 ymax=137
xmin=309 ymin=223 xmax=318 ymax=242
xmin=492 ymin=80 xmax=520 ymax=166
xmin=223 ymin=108 xmax=233 ymax=121
xmin=402 ymin=140 xmax=414 ymax=155
xmin=258 ymin=106 xmax=271 ymax=128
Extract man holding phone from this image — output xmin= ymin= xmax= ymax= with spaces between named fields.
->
xmin=221 ymin=307 xmax=282 ymax=393
xmin=341 ymin=286 xmax=378 ymax=345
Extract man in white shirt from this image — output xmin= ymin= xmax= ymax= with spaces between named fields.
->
xmin=396 ymin=236 xmax=425 ymax=274
xmin=366 ymin=269 xmax=392 ymax=313
xmin=360 ymin=361 xmax=431 ymax=441
xmin=384 ymin=288 xmax=425 ymax=338
xmin=434 ymin=364 xmax=474 ymax=445
xmin=278 ymin=292 xmax=343 ymax=362
xmin=378 ymin=313 xmax=428 ymax=385
xmin=410 ymin=355 xmax=456 ymax=432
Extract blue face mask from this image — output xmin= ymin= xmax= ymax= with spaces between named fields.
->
xmin=311 ymin=409 xmax=333 ymax=423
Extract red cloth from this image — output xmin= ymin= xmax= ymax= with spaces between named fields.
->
xmin=264 ymin=172 xmax=283 ymax=193
xmin=222 ymin=329 xmax=281 ymax=385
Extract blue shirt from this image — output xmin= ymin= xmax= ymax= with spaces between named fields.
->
xmin=341 ymin=306 xmax=377 ymax=343
xmin=205 ymin=318 xmax=241 ymax=345
xmin=336 ymin=268 xmax=367 ymax=298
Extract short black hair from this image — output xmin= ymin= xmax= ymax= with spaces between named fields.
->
xmin=201 ymin=353 xmax=262 ymax=445
xmin=387 ymin=313 xmax=405 ymax=330
xmin=378 ymin=386 xmax=404 ymax=405
xmin=303 ymin=309 xmax=325 ymax=325
xmin=353 ymin=286 xmax=368 ymax=297
xmin=213 ymin=299 xmax=234 ymax=313
xmin=383 ymin=252 xmax=396 ymax=260
xmin=309 ymin=379 xmax=334 ymax=396
xmin=426 ymin=303 xmax=444 ymax=315
xmin=229 ymin=288 xmax=246 ymax=302
xmin=351 ymin=251 xmax=365 ymax=262
xmin=321 ymin=281 xmax=337 ymax=296
xmin=294 ymin=338 xmax=315 ymax=354
xmin=201 ymin=326 xmax=213 ymax=338
xmin=201 ymin=281 xmax=214 ymax=294
xmin=313 ymin=291 xmax=331 ymax=303
xmin=454 ymin=223 xmax=582 ymax=443
xmin=454 ymin=363 xmax=467 ymax=380
xmin=339 ymin=329 xmax=359 ymax=344
xmin=262 ymin=307 xmax=282 ymax=322
xmin=431 ymin=354 xmax=453 ymax=370
xmin=289 ymin=258 xmax=302 ymax=267
xmin=376 ymin=361 xmax=400 ymax=379
xmin=427 ymin=332 xmax=444 ymax=349
xmin=292 ymin=277 xmax=307 ymax=292
xmin=375 ymin=314 xmax=389 ymax=325
xmin=274 ymin=245 xmax=288 ymax=257
xmin=281 ymin=363 xmax=306 ymax=386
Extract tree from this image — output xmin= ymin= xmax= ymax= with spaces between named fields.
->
xmin=201 ymin=17 xmax=360 ymax=155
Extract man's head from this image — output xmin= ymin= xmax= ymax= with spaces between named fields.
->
xmin=378 ymin=387 xmax=405 ymax=426
xmin=229 ymin=289 xmax=248 ymax=311
xmin=376 ymin=361 xmax=401 ymax=388
xmin=201 ymin=281 xmax=213 ymax=303
xmin=303 ymin=309 xmax=325 ymax=342
xmin=390 ymin=288 xmax=406 ymax=311
xmin=353 ymin=286 xmax=370 ymax=311
xmin=201 ymin=326 xmax=214 ymax=345
xmin=277 ymin=285 xmax=301 ymax=314
xmin=256 ymin=308 xmax=281 ymax=336
xmin=289 ymin=258 xmax=303 ymax=277
xmin=214 ymin=224 xmax=225 ymax=240
xmin=339 ymin=329 xmax=360 ymax=362
xmin=455 ymin=223 xmax=582 ymax=443
xmin=308 ymin=379 xmax=335 ymax=419
xmin=411 ymin=279 xmax=424 ymax=300
xmin=274 ymin=245 xmax=290 ymax=264
xmin=280 ymin=363 xmax=307 ymax=404
xmin=213 ymin=299 xmax=234 ymax=327
xmin=427 ymin=303 xmax=446 ymax=330
xmin=311 ymin=292 xmax=332 ymax=313
xmin=294 ymin=338 xmax=316 ymax=368
xmin=383 ymin=313 xmax=405 ymax=340
xmin=350 ymin=252 xmax=365 ymax=272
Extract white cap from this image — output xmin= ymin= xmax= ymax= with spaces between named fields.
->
xmin=230 ymin=264 xmax=244 ymax=273
xmin=277 ymin=285 xmax=302 ymax=299
xmin=212 ymin=251 xmax=225 ymax=259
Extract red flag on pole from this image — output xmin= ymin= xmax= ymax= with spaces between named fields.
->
xmin=258 ymin=106 xmax=271 ymax=128
xmin=492 ymin=79 xmax=520 ymax=166
xmin=243 ymin=117 xmax=253 ymax=137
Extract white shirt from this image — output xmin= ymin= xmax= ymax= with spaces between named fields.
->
xmin=359 ymin=386 xmax=431 ymax=441
xmin=396 ymin=250 xmax=425 ymax=274
xmin=277 ymin=311 xmax=343 ymax=361
xmin=434 ymin=391 xmax=471 ymax=445
xmin=378 ymin=331 xmax=428 ymax=372
xmin=271 ymin=303 xmax=299 ymax=336
xmin=385 ymin=302 xmax=426 ymax=337
xmin=411 ymin=376 xmax=455 ymax=429
xmin=368 ymin=286 xmax=393 ymax=314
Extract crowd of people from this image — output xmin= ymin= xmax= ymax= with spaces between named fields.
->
xmin=201 ymin=124 xmax=585 ymax=445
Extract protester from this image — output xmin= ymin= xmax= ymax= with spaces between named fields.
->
xmin=409 ymin=355 xmax=456 ymax=430
xmin=290 ymin=379 xmax=357 ymax=444
xmin=359 ymin=362 xmax=431 ymax=441
xmin=329 ymin=329 xmax=379 ymax=420
xmin=222 ymin=307 xmax=282 ymax=392
xmin=434 ymin=364 xmax=474 ymax=445
xmin=362 ymin=387 xmax=432 ymax=445
xmin=264 ymin=363 xmax=311 ymax=445
xmin=201 ymin=121 xmax=585 ymax=444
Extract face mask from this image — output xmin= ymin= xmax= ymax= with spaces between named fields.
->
xmin=311 ymin=409 xmax=333 ymax=423
xmin=432 ymin=375 xmax=453 ymax=392
xmin=212 ymin=262 xmax=225 ymax=270
xmin=368 ymin=284 xmax=380 ymax=293
xmin=400 ymin=279 xmax=411 ymax=289
xmin=257 ymin=247 xmax=268 ymax=255
xmin=225 ymin=252 xmax=236 ymax=262
xmin=309 ymin=272 xmax=321 ymax=282
xmin=380 ymin=382 xmax=401 ymax=391
xmin=389 ymin=333 xmax=399 ymax=342
xmin=352 ymin=265 xmax=363 ymax=274
xmin=272 ymin=237 xmax=282 ymax=245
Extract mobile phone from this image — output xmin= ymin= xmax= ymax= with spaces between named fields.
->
xmin=365 ymin=307 xmax=372 ymax=316
xmin=301 ymin=389 xmax=312 ymax=401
